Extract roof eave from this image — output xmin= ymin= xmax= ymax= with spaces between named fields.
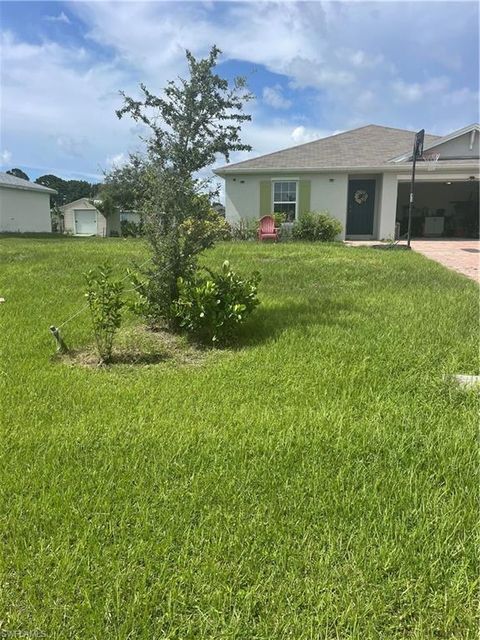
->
xmin=390 ymin=123 xmax=480 ymax=163
xmin=214 ymin=162 xmax=480 ymax=176
xmin=0 ymin=183 xmax=57 ymax=194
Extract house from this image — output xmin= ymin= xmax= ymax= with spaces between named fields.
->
xmin=60 ymin=198 xmax=121 ymax=236
xmin=214 ymin=124 xmax=479 ymax=240
xmin=120 ymin=210 xmax=141 ymax=225
xmin=0 ymin=172 xmax=56 ymax=233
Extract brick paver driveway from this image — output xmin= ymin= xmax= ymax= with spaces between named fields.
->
xmin=410 ymin=239 xmax=480 ymax=282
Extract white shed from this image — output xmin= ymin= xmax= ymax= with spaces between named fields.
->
xmin=60 ymin=198 xmax=121 ymax=237
xmin=0 ymin=172 xmax=55 ymax=233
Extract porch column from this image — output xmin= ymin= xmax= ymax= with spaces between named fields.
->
xmin=378 ymin=173 xmax=398 ymax=240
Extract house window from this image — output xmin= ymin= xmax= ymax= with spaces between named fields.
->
xmin=273 ymin=181 xmax=297 ymax=221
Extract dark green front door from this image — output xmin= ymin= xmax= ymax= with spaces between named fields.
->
xmin=346 ymin=179 xmax=376 ymax=235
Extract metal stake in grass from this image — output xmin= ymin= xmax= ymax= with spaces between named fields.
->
xmin=49 ymin=326 xmax=69 ymax=354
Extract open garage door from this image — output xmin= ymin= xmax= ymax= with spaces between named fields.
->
xmin=74 ymin=209 xmax=97 ymax=236
xmin=396 ymin=180 xmax=479 ymax=239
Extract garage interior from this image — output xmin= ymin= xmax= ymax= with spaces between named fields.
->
xmin=396 ymin=179 xmax=479 ymax=238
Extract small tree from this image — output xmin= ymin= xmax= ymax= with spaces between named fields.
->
xmin=101 ymin=156 xmax=146 ymax=212
xmin=113 ymin=46 xmax=252 ymax=327
xmin=94 ymin=193 xmax=117 ymax=222
xmin=85 ymin=265 xmax=124 ymax=363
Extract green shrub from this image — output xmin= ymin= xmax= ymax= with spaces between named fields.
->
xmin=173 ymin=261 xmax=260 ymax=344
xmin=292 ymin=211 xmax=342 ymax=241
xmin=272 ymin=212 xmax=287 ymax=227
xmin=230 ymin=218 xmax=258 ymax=241
xmin=129 ymin=201 xmax=231 ymax=329
xmin=84 ymin=264 xmax=124 ymax=363
xmin=180 ymin=209 xmax=231 ymax=250
xmin=121 ymin=219 xmax=143 ymax=237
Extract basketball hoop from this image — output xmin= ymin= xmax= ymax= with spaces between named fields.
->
xmin=422 ymin=153 xmax=440 ymax=171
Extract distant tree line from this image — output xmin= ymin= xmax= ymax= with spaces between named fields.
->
xmin=6 ymin=168 xmax=102 ymax=207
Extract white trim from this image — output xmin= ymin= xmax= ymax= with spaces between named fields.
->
xmin=0 ymin=181 xmax=56 ymax=194
xmin=423 ymin=123 xmax=479 ymax=153
xmin=215 ymin=162 xmax=479 ymax=176
xmin=389 ymin=123 xmax=480 ymax=163
xmin=272 ymin=179 xmax=298 ymax=221
xmin=470 ymin=129 xmax=476 ymax=150
xmin=396 ymin=172 xmax=479 ymax=182
xmin=59 ymin=197 xmax=96 ymax=211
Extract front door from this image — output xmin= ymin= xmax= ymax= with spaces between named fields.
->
xmin=346 ymin=179 xmax=376 ymax=236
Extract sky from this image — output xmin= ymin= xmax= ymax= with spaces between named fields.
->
xmin=0 ymin=0 xmax=478 ymax=190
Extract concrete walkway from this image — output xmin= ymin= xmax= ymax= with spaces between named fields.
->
xmin=346 ymin=239 xmax=480 ymax=282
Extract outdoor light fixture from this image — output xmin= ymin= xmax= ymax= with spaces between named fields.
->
xmin=445 ymin=181 xmax=452 ymax=185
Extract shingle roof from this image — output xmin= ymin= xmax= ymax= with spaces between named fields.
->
xmin=214 ymin=125 xmax=442 ymax=173
xmin=0 ymin=172 xmax=57 ymax=194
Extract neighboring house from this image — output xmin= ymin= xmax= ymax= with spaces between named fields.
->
xmin=0 ymin=172 xmax=56 ymax=233
xmin=60 ymin=198 xmax=121 ymax=236
xmin=120 ymin=210 xmax=141 ymax=224
xmin=215 ymin=123 xmax=480 ymax=240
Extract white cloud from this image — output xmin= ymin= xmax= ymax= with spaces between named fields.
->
xmin=56 ymin=135 xmax=86 ymax=158
xmin=2 ymin=1 xmax=478 ymax=181
xmin=345 ymin=49 xmax=386 ymax=69
xmin=290 ymin=126 xmax=339 ymax=145
xmin=1 ymin=30 xmax=140 ymax=178
xmin=106 ymin=152 xmax=129 ymax=168
xmin=1 ymin=150 xmax=12 ymax=165
xmin=392 ymin=77 xmax=451 ymax=103
xmin=262 ymin=86 xmax=291 ymax=110
xmin=441 ymin=87 xmax=478 ymax=108
xmin=286 ymin=56 xmax=354 ymax=90
xmin=45 ymin=11 xmax=71 ymax=25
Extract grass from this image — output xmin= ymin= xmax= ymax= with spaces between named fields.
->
xmin=0 ymin=235 xmax=478 ymax=639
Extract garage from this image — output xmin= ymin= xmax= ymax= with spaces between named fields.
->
xmin=60 ymin=197 xmax=121 ymax=236
xmin=74 ymin=209 xmax=97 ymax=235
xmin=396 ymin=179 xmax=479 ymax=239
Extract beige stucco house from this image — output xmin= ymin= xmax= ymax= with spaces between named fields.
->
xmin=215 ymin=124 xmax=479 ymax=240
xmin=0 ymin=172 xmax=55 ymax=232
xmin=60 ymin=198 xmax=121 ymax=236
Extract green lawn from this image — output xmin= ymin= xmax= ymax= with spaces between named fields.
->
xmin=1 ymin=236 xmax=478 ymax=639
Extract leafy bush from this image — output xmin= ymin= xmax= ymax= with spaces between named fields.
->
xmin=121 ymin=219 xmax=143 ymax=237
xmin=173 ymin=261 xmax=260 ymax=344
xmin=130 ymin=193 xmax=231 ymax=329
xmin=292 ymin=211 xmax=342 ymax=242
xmin=84 ymin=264 xmax=124 ymax=363
xmin=180 ymin=209 xmax=230 ymax=250
xmin=230 ymin=217 xmax=258 ymax=241
xmin=272 ymin=212 xmax=287 ymax=227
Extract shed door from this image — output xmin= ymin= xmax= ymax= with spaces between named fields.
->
xmin=74 ymin=209 xmax=97 ymax=235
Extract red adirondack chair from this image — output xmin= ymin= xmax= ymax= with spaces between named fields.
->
xmin=258 ymin=215 xmax=279 ymax=242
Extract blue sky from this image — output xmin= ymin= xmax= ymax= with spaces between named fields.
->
xmin=1 ymin=0 xmax=478 ymax=186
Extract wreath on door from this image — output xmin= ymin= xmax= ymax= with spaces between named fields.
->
xmin=354 ymin=189 xmax=368 ymax=205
